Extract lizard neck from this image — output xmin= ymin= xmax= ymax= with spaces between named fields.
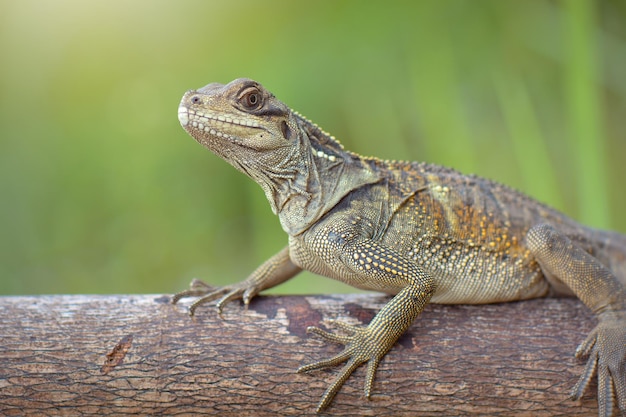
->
xmin=269 ymin=113 xmax=381 ymax=236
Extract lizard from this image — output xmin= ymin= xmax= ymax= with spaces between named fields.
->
xmin=172 ymin=77 xmax=626 ymax=416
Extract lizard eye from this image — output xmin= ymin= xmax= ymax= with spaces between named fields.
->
xmin=240 ymin=88 xmax=263 ymax=110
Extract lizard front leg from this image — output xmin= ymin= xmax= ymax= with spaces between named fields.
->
xmin=296 ymin=238 xmax=435 ymax=412
xmin=527 ymin=224 xmax=626 ymax=417
xmin=172 ymin=245 xmax=301 ymax=315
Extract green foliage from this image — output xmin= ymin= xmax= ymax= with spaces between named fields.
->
xmin=1 ymin=0 xmax=624 ymax=295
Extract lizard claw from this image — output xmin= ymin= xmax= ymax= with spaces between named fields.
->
xmin=570 ymin=314 xmax=626 ymax=417
xmin=170 ymin=278 xmax=214 ymax=305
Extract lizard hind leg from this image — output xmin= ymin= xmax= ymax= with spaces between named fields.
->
xmin=526 ymin=224 xmax=626 ymax=417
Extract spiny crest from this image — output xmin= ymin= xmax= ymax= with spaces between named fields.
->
xmin=292 ymin=109 xmax=346 ymax=155
xmin=292 ymin=107 xmax=393 ymax=167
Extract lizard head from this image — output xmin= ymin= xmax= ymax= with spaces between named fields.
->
xmin=178 ymin=78 xmax=380 ymax=235
xmin=178 ymin=78 xmax=309 ymax=223
xmin=178 ymin=78 xmax=298 ymax=159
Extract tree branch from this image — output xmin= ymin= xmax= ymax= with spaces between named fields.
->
xmin=0 ymin=294 xmax=598 ymax=416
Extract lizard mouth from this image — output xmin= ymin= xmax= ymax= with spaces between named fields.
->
xmin=178 ymin=105 xmax=261 ymax=142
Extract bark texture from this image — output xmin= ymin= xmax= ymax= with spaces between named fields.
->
xmin=0 ymin=294 xmax=598 ymax=416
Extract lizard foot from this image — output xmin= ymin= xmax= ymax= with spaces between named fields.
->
xmin=171 ymin=278 xmax=260 ymax=316
xmin=171 ymin=247 xmax=299 ymax=316
xmin=570 ymin=314 xmax=626 ymax=417
xmin=297 ymin=321 xmax=388 ymax=413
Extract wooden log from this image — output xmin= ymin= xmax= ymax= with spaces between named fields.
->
xmin=0 ymin=294 xmax=599 ymax=416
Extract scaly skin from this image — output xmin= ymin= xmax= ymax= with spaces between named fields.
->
xmin=173 ymin=78 xmax=626 ymax=415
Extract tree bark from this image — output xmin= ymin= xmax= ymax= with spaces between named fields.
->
xmin=0 ymin=294 xmax=598 ymax=416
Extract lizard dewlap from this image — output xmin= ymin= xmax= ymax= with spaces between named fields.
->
xmin=173 ymin=78 xmax=626 ymax=416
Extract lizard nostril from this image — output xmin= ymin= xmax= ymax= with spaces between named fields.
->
xmin=191 ymin=95 xmax=201 ymax=104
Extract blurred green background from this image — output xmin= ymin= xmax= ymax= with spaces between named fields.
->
xmin=1 ymin=0 xmax=625 ymax=296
